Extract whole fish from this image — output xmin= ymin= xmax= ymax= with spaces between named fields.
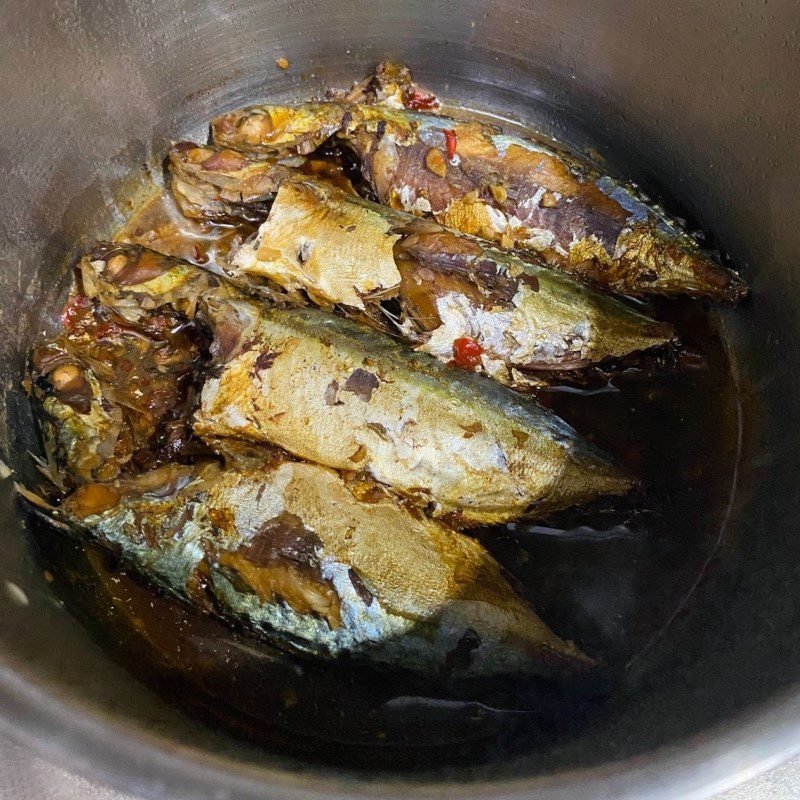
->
xmin=209 ymin=95 xmax=746 ymax=300
xmin=74 ymin=242 xmax=632 ymax=524
xmin=56 ymin=452 xmax=592 ymax=677
xmin=193 ymin=296 xmax=633 ymax=526
xmin=227 ymin=178 xmax=673 ymax=387
xmin=342 ymin=104 xmax=747 ymax=301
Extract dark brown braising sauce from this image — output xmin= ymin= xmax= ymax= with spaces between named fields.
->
xmin=26 ymin=122 xmax=741 ymax=769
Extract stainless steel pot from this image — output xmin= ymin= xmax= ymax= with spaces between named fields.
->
xmin=1 ymin=1 xmax=798 ymax=797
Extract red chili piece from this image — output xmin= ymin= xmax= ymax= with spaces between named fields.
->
xmin=406 ymin=90 xmax=438 ymax=110
xmin=60 ymin=294 xmax=90 ymax=331
xmin=452 ymin=337 xmax=484 ymax=369
xmin=192 ymin=244 xmax=209 ymax=264
xmin=443 ymin=129 xmax=458 ymax=161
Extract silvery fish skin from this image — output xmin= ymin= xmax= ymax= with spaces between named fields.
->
xmin=228 ymin=178 xmax=673 ymax=386
xmin=57 ymin=455 xmax=591 ymax=677
xmin=193 ymin=297 xmax=633 ymax=526
xmin=209 ymin=95 xmax=746 ymax=300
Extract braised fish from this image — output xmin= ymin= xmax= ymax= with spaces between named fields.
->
xmin=193 ymin=297 xmax=633 ymax=526
xmin=56 ymin=452 xmax=592 ymax=677
xmin=212 ymin=102 xmax=346 ymax=157
xmin=209 ymin=91 xmax=746 ymax=300
xmin=71 ymin=242 xmax=632 ymax=523
xmin=228 ymin=178 xmax=673 ymax=386
xmin=341 ymin=104 xmax=747 ymax=301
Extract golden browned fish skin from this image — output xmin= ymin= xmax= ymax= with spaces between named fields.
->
xmin=228 ymin=178 xmax=673 ymax=387
xmin=57 ymin=455 xmax=592 ymax=677
xmin=193 ymin=299 xmax=633 ymax=526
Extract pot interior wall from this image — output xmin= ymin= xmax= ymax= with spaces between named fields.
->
xmin=1 ymin=1 xmax=799 ymax=798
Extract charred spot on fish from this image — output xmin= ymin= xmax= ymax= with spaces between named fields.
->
xmin=348 ymin=568 xmax=374 ymax=606
xmin=239 ymin=511 xmax=323 ymax=570
xmin=343 ymin=368 xmax=380 ymax=402
xmin=443 ymin=629 xmax=482 ymax=675
xmin=252 ymin=349 xmax=281 ymax=375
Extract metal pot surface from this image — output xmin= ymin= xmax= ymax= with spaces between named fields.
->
xmin=0 ymin=1 xmax=799 ymax=798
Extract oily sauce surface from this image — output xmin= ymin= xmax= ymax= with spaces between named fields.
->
xmin=28 ymin=135 xmax=741 ymax=770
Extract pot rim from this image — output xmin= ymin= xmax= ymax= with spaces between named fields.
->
xmin=2 ymin=659 xmax=799 ymax=800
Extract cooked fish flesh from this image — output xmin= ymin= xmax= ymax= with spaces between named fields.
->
xmin=193 ymin=298 xmax=633 ymax=526
xmin=228 ymin=178 xmax=673 ymax=386
xmin=57 ymin=452 xmax=592 ymax=677
xmin=208 ymin=92 xmax=746 ymax=300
